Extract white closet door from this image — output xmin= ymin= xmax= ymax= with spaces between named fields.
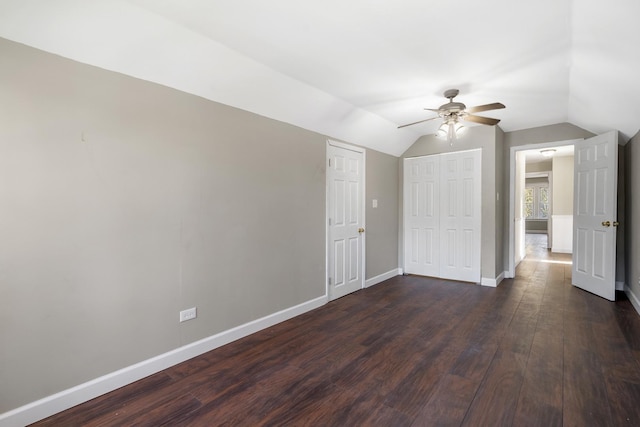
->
xmin=439 ymin=150 xmax=482 ymax=282
xmin=403 ymin=149 xmax=481 ymax=283
xmin=404 ymin=156 xmax=440 ymax=277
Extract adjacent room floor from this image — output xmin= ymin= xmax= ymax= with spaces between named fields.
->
xmin=33 ymin=237 xmax=640 ymax=426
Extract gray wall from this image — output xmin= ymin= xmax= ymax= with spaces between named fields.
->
xmin=625 ymin=132 xmax=639 ymax=300
xmin=0 ymin=38 xmax=399 ymax=413
xmin=401 ymin=125 xmax=502 ymax=281
xmin=526 ymin=160 xmax=552 ymax=173
xmin=366 ymin=149 xmax=399 ymax=279
xmin=526 ymin=219 xmax=548 ymax=233
xmin=504 ymin=123 xmax=595 ymax=147
xmin=552 ymin=155 xmax=574 ymax=215
xmin=617 ymin=145 xmax=626 ymax=287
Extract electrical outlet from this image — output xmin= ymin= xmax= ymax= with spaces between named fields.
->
xmin=179 ymin=307 xmax=197 ymax=323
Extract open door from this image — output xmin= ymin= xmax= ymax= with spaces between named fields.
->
xmin=572 ymin=131 xmax=618 ymax=300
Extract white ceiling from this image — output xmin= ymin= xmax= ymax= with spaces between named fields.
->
xmin=524 ymin=145 xmax=574 ymax=164
xmin=1 ymin=0 xmax=638 ymax=156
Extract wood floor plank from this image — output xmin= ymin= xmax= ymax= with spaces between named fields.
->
xmin=382 ymin=337 xmax=461 ymax=419
xmin=32 ymin=372 xmax=175 ymax=426
xmin=605 ymin=377 xmax=640 ymax=426
xmin=563 ymin=345 xmax=613 ymax=426
xmin=411 ymin=374 xmax=479 ymax=427
xmin=513 ymin=330 xmax=563 ymax=427
xmin=448 ymin=342 xmax=498 ymax=384
xmin=461 ymin=349 xmax=527 ymax=426
xmin=29 ymin=235 xmax=640 ymax=427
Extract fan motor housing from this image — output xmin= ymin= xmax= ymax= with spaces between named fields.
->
xmin=440 ymin=101 xmax=466 ymax=113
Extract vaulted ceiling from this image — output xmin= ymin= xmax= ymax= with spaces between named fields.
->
xmin=1 ymin=0 xmax=638 ymax=156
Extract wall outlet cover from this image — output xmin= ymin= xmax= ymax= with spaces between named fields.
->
xmin=179 ymin=307 xmax=197 ymax=322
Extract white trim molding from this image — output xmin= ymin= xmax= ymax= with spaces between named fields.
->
xmin=481 ymin=271 xmax=506 ymax=287
xmin=551 ymin=214 xmax=573 ymax=254
xmin=365 ymin=268 xmax=402 ymax=288
xmin=625 ymin=285 xmax=640 ymax=316
xmin=0 ymin=295 xmax=327 ymax=427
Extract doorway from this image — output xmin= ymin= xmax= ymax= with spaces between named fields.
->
xmin=508 ymin=140 xmax=578 ymax=277
xmin=508 ymin=132 xmax=620 ymax=301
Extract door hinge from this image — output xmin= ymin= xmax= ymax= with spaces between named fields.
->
xmin=328 ymin=277 xmax=332 ymax=285
xmin=328 ymin=158 xmax=331 ymax=167
xmin=328 ymin=218 xmax=332 ymax=226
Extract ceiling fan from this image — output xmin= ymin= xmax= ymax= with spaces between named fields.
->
xmin=398 ymin=89 xmax=505 ymax=144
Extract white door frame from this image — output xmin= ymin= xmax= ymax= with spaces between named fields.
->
xmin=326 ymin=140 xmax=366 ymax=300
xmin=507 ymin=138 xmax=581 ymax=278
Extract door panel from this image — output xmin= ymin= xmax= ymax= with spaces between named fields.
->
xmin=439 ymin=150 xmax=482 ymax=282
xmin=572 ymin=131 xmax=617 ymax=301
xmin=404 ymin=156 xmax=440 ymax=277
xmin=328 ymin=142 xmax=364 ymax=300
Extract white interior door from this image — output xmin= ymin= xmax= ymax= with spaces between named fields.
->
xmin=403 ymin=149 xmax=481 ymax=283
xmin=403 ymin=156 xmax=440 ymax=277
xmin=439 ymin=150 xmax=482 ymax=282
xmin=327 ymin=141 xmax=365 ymax=300
xmin=572 ymin=131 xmax=618 ymax=301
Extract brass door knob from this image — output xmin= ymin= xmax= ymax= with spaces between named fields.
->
xmin=613 ymin=221 xmax=620 ymax=227
xmin=358 ymin=227 xmax=365 ymax=233
xmin=602 ymin=221 xmax=611 ymax=227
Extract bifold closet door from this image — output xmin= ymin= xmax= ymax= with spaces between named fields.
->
xmin=404 ymin=149 xmax=481 ymax=283
xmin=439 ymin=150 xmax=482 ymax=282
xmin=403 ymin=155 xmax=440 ymax=277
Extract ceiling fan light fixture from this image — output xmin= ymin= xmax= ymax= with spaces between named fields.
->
xmin=399 ymin=89 xmax=504 ymax=146
xmin=437 ymin=123 xmax=448 ymax=138
xmin=437 ymin=120 xmax=465 ymax=146
xmin=540 ymin=148 xmax=556 ymax=157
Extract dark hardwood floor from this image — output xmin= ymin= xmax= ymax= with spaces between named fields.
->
xmin=32 ymin=235 xmax=640 ymax=426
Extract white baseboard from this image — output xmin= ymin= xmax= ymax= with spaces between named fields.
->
xmin=625 ymin=285 xmax=640 ymax=317
xmin=0 ymin=295 xmax=328 ymax=427
xmin=481 ymin=271 xmax=505 ymax=287
xmin=365 ymin=268 xmax=402 ymax=288
xmin=551 ymin=247 xmax=572 ymax=254
xmin=616 ymin=281 xmax=625 ymax=291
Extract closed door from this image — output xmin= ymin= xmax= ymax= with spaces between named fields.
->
xmin=404 ymin=149 xmax=481 ymax=282
xmin=327 ymin=141 xmax=365 ymax=300
xmin=404 ymin=155 xmax=440 ymax=277
xmin=573 ymin=131 xmax=618 ymax=300
xmin=439 ymin=151 xmax=482 ymax=282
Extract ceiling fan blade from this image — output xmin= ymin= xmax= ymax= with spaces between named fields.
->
xmin=423 ymin=108 xmax=441 ymax=112
xmin=463 ymin=115 xmax=501 ymax=126
xmin=466 ymin=102 xmax=505 ymax=114
xmin=397 ymin=116 xmax=439 ymax=128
